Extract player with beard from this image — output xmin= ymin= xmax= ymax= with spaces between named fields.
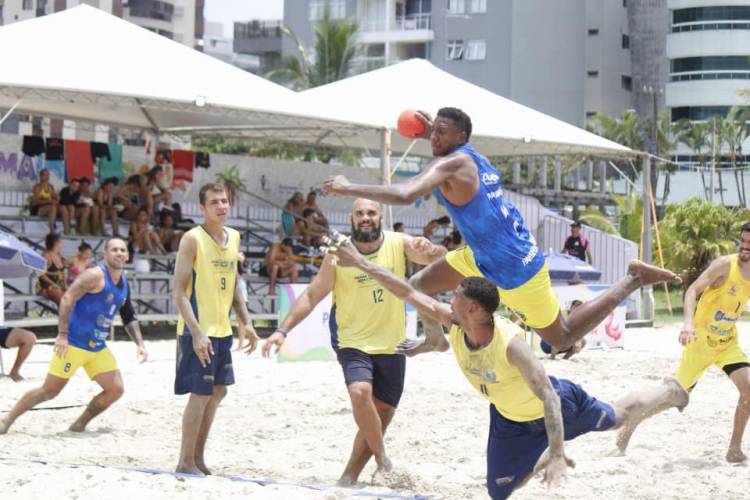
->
xmin=262 ymin=198 xmax=445 ymax=485
xmin=617 ymin=222 xmax=750 ymax=463
xmin=323 ymin=107 xmax=678 ymax=357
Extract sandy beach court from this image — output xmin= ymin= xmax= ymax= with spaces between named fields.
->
xmin=1 ymin=322 xmax=748 ymax=499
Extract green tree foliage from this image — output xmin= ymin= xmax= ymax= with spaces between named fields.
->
xmin=266 ymin=7 xmax=358 ymax=90
xmin=659 ymin=198 xmax=745 ymax=285
xmin=612 ymin=192 xmax=643 ymax=244
xmin=577 ymin=207 xmax=620 ymax=236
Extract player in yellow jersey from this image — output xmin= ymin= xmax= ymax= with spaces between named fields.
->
xmin=173 ymin=183 xmax=258 ymax=475
xmin=262 ymin=199 xmax=446 ymax=485
xmin=329 ymin=237 xmax=688 ymax=499
xmin=618 ymin=223 xmax=750 ymax=463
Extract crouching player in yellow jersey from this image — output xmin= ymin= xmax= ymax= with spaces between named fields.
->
xmin=173 ymin=183 xmax=258 ymax=474
xmin=618 ymin=223 xmax=750 ymax=463
xmin=328 ymin=236 xmax=688 ymax=499
xmin=263 ymin=199 xmax=445 ymax=485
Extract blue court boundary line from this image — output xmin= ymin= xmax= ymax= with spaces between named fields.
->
xmin=0 ymin=454 xmax=430 ymax=500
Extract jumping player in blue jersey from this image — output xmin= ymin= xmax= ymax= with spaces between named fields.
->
xmin=0 ymin=238 xmax=147 ymax=434
xmin=323 ymin=107 xmax=679 ymax=355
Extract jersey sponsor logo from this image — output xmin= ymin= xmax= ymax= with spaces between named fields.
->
xmin=211 ymin=259 xmax=234 ymax=269
xmin=714 ymin=310 xmax=740 ymax=323
xmin=487 ymin=187 xmax=504 ymax=200
xmin=521 ymin=244 xmax=539 ymax=266
xmin=482 ymin=172 xmax=500 ymax=185
xmin=106 ymin=293 xmax=114 ymax=303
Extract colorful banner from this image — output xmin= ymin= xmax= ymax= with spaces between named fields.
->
xmin=277 ymin=284 xmax=336 ymax=363
xmin=552 ymin=284 xmax=625 ymax=349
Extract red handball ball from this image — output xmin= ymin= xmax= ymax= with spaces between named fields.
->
xmin=397 ymin=109 xmax=426 ymax=139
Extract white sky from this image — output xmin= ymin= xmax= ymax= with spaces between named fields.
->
xmin=204 ymin=0 xmax=284 ymax=37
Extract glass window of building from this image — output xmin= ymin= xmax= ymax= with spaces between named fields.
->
xmin=309 ymin=0 xmax=346 ymax=21
xmin=587 ymin=70 xmax=599 ymax=78
xmin=621 ymin=75 xmax=632 ymax=90
xmin=465 ymin=40 xmax=486 ymax=60
xmin=447 ymin=0 xmax=465 ymax=15
xmin=588 ymin=28 xmax=599 ymax=35
xmin=446 ymin=40 xmax=464 ymax=60
xmin=470 ymin=0 xmax=486 ymax=13
xmin=622 ymin=33 xmax=630 ymax=49
xmin=22 ymin=0 xmax=33 ymax=10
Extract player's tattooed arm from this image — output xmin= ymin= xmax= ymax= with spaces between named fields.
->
xmin=506 ymin=336 xmax=565 ymax=458
xmin=58 ymin=267 xmax=103 ymax=334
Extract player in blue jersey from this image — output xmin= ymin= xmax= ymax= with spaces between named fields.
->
xmin=323 ymin=107 xmax=678 ymax=355
xmin=0 ymin=238 xmax=147 ymax=434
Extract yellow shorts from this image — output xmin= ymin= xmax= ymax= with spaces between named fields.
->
xmin=675 ymin=336 xmax=749 ymax=390
xmin=445 ymin=246 xmax=560 ymax=329
xmin=48 ymin=345 xmax=118 ymax=380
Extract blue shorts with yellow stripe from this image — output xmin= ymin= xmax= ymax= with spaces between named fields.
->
xmin=446 ymin=246 xmax=560 ymax=329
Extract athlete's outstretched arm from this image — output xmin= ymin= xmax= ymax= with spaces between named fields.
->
xmin=680 ymin=256 xmax=730 ymax=345
xmin=332 ymin=239 xmax=452 ymax=328
xmin=506 ymin=336 xmax=572 ymax=489
xmin=119 ymin=291 xmax=148 ymax=363
xmin=402 ymin=234 xmax=447 ymax=265
xmin=261 ymin=254 xmax=336 ymax=357
xmin=56 ymin=267 xmax=103 ymax=358
xmin=322 ymin=154 xmax=466 ymax=205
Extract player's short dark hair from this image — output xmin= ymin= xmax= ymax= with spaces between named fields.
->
xmin=105 ymin=237 xmax=127 ymax=251
xmin=393 ymin=222 xmax=404 ymax=231
xmin=741 ymin=222 xmax=750 ymax=234
xmin=459 ymin=277 xmax=499 ymax=317
xmin=281 ymin=237 xmax=294 ymax=247
xmin=437 ymin=107 xmax=472 ymax=142
xmin=199 ymin=182 xmax=227 ymax=205
xmin=78 ymin=241 xmax=92 ymax=253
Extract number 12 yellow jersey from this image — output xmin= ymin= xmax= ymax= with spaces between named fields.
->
xmin=177 ymin=225 xmax=239 ymax=338
xmin=331 ymin=231 xmax=406 ymax=354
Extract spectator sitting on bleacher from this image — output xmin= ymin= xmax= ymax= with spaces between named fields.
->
xmin=263 ymin=237 xmax=299 ymax=293
xmin=30 ymin=169 xmax=60 ymax=234
xmin=303 ymin=191 xmax=329 ymax=228
xmin=78 ymin=178 xmax=98 ymax=233
xmin=393 ymin=222 xmax=405 ymax=233
xmin=95 ymin=177 xmax=121 ymax=237
xmin=165 ymin=203 xmax=194 ymax=230
xmin=35 ymin=233 xmax=66 ymax=305
xmin=423 ymin=215 xmax=451 ymax=240
xmin=0 ymin=327 xmax=36 ymax=382
xmin=129 ymin=208 xmax=167 ymax=255
xmin=142 ymin=166 xmax=172 ymax=217
xmin=116 ymin=175 xmax=144 ymax=221
xmin=157 ymin=211 xmax=184 ymax=253
xmin=59 ymin=178 xmax=93 ymax=235
xmin=281 ymin=191 xmax=304 ymax=237
xmin=65 ymin=242 xmax=94 ymax=286
xmin=300 ymin=208 xmax=327 ymax=247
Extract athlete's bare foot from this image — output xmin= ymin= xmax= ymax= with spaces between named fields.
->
xmin=726 ymin=448 xmax=747 ymax=463
xmin=9 ymin=372 xmax=24 ymax=382
xmin=195 ymin=459 xmax=212 ymax=475
xmin=175 ymin=462 xmax=204 ymax=475
xmin=562 ymin=339 xmax=586 ymax=360
xmin=336 ymin=475 xmax=356 ymax=487
xmin=0 ymin=419 xmax=10 ymax=435
xmin=69 ymin=421 xmax=87 ymax=433
xmin=628 ymin=260 xmax=681 ymax=287
xmin=616 ymin=377 xmax=688 ymax=453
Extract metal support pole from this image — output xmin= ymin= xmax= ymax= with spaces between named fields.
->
xmin=553 ymin=156 xmax=562 ymax=192
xmin=642 ymin=154 xmax=653 ymax=321
xmin=527 ymin=157 xmax=536 ymax=185
xmin=512 ymin=158 xmax=521 ymax=185
xmin=380 ymin=128 xmax=393 ymax=228
xmin=540 ymin=156 xmax=548 ymax=188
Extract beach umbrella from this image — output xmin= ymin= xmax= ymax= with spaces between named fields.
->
xmin=544 ymin=252 xmax=602 ymax=282
xmin=0 ymin=231 xmax=46 ymax=278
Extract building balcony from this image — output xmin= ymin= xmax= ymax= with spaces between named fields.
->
xmin=667 ymin=29 xmax=750 ymax=58
xmin=359 ymin=13 xmax=433 ymax=43
xmin=666 ymin=79 xmax=747 ymax=108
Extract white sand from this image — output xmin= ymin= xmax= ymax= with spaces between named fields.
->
xmin=1 ymin=323 xmax=749 ymax=500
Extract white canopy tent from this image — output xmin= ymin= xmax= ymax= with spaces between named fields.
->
xmin=296 ymin=59 xmax=635 ymax=159
xmin=0 ymin=5 xmax=369 ymax=141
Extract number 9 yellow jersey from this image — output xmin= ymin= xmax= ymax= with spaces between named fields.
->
xmin=331 ymin=231 xmax=407 ymax=355
xmin=177 ymin=226 xmax=240 ymax=338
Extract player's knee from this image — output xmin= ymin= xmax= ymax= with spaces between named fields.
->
xmin=213 ymin=385 xmax=228 ymax=401
xmin=41 ymin=387 xmax=61 ymax=401
xmin=348 ymin=382 xmax=373 ymax=406
xmin=109 ymin=381 xmax=125 ymax=401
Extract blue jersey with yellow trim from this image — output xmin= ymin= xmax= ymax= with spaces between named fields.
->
xmin=68 ymin=264 xmax=128 ymax=352
xmin=434 ymin=143 xmax=544 ymax=289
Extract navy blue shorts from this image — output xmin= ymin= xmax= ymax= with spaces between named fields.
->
xmin=486 ymin=377 xmax=616 ymax=500
xmin=540 ymin=340 xmax=571 ymax=355
xmin=0 ymin=327 xmax=12 ymax=348
xmin=174 ymin=335 xmax=235 ymax=396
xmin=336 ymin=348 xmax=406 ymax=408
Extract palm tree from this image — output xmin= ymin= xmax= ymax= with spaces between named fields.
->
xmin=719 ymin=106 xmax=750 ymax=207
xmin=647 ymin=110 xmax=678 ymax=205
xmin=266 ymin=7 xmax=359 ymax=90
xmin=674 ymin=119 xmax=710 ymax=199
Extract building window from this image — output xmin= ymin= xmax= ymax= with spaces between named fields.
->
xmin=469 ymin=0 xmax=486 ymax=13
xmin=621 ymin=33 xmax=630 ymax=49
xmin=586 ymin=111 xmax=598 ymax=119
xmin=623 ymin=0 xmax=627 ymax=7
xmin=588 ymin=28 xmax=599 ymax=36
xmin=465 ymin=40 xmax=486 ymax=60
xmin=446 ymin=40 xmax=464 ymax=60
xmin=671 ymin=106 xmax=731 ymax=121
xmin=674 ymin=6 xmax=750 ymax=24
xmin=587 ymin=70 xmax=599 ymax=78
xmin=309 ymin=0 xmax=346 ymax=21
xmin=22 ymin=0 xmax=33 ymax=10
xmin=621 ymin=75 xmax=632 ymax=90
xmin=447 ymin=0 xmax=465 ymax=15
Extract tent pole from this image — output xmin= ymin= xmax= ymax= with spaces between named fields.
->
xmin=0 ymin=99 xmax=23 ymax=128
xmin=380 ymin=128 xmax=393 ymax=229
